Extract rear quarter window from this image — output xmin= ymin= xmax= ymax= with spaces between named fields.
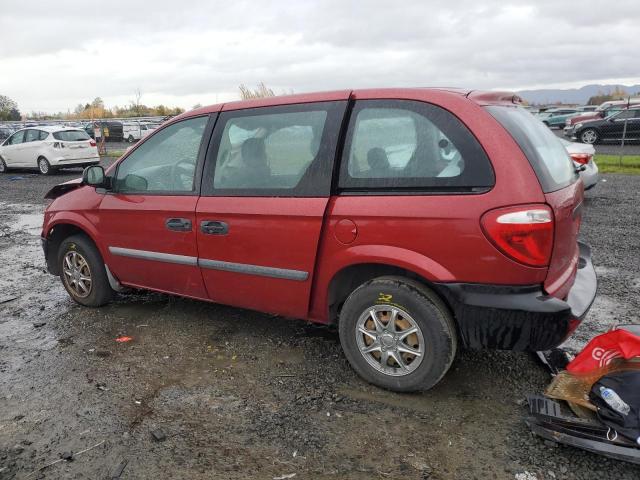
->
xmin=486 ymin=106 xmax=577 ymax=193
xmin=339 ymin=100 xmax=495 ymax=192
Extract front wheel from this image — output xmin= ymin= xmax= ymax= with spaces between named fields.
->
xmin=59 ymin=234 xmax=114 ymax=307
xmin=38 ymin=157 xmax=54 ymax=175
xmin=580 ymin=128 xmax=599 ymax=144
xmin=127 ymin=135 xmax=134 ymax=143
xmin=339 ymin=277 xmax=457 ymax=392
xmin=0 ymin=157 xmax=7 ymax=173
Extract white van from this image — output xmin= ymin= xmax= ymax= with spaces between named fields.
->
xmin=122 ymin=122 xmax=153 ymax=143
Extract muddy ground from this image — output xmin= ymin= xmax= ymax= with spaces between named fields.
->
xmin=0 ymin=164 xmax=639 ymax=480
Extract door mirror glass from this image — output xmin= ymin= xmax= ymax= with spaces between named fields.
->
xmin=82 ymin=165 xmax=105 ymax=186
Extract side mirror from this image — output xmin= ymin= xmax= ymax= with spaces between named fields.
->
xmin=82 ymin=165 xmax=106 ymax=187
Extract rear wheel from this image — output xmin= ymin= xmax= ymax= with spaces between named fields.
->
xmin=38 ymin=156 xmax=54 ymax=175
xmin=127 ymin=135 xmax=134 ymax=143
xmin=59 ymin=234 xmax=114 ymax=307
xmin=580 ymin=128 xmax=599 ymax=144
xmin=338 ymin=276 xmax=457 ymax=392
xmin=0 ymin=157 xmax=7 ymax=173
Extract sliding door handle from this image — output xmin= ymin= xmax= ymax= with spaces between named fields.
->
xmin=200 ymin=220 xmax=229 ymax=235
xmin=165 ymin=218 xmax=192 ymax=232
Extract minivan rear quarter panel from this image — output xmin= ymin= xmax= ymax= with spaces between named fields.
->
xmin=309 ymin=89 xmax=549 ymax=323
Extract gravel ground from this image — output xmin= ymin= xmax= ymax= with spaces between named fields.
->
xmin=0 ymin=170 xmax=638 ymax=479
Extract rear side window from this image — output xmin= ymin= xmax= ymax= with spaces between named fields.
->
xmin=203 ymin=101 xmax=346 ymax=197
xmin=487 ymin=106 xmax=576 ymax=193
xmin=24 ymin=129 xmax=40 ymax=142
xmin=39 ymin=130 xmax=49 ymax=140
xmin=339 ymin=100 xmax=494 ymax=192
xmin=53 ymin=130 xmax=90 ymax=141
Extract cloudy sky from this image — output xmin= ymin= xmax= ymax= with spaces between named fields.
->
xmin=1 ymin=0 xmax=639 ymax=113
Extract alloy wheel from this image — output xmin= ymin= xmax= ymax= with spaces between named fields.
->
xmin=62 ymin=251 xmax=93 ymax=298
xmin=355 ymin=305 xmax=425 ymax=376
xmin=581 ymin=130 xmax=597 ymax=144
xmin=38 ymin=158 xmax=49 ymax=174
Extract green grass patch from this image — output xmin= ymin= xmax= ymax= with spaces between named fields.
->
xmin=102 ymin=149 xmax=125 ymax=158
xmin=595 ymin=154 xmax=640 ymax=175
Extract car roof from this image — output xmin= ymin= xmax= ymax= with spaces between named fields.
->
xmin=13 ymin=125 xmax=84 ymax=133
xmin=178 ymin=87 xmax=521 ymax=121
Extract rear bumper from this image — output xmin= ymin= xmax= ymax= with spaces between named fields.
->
xmin=435 ymin=242 xmax=597 ymax=351
xmin=51 ymin=156 xmax=100 ymax=167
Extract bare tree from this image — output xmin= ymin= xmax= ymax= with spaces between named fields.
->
xmin=131 ymin=88 xmax=142 ymax=117
xmin=239 ymin=82 xmax=276 ymax=100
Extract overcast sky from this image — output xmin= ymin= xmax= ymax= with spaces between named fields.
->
xmin=1 ymin=0 xmax=639 ymax=113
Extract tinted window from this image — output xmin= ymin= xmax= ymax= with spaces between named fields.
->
xmin=115 ymin=116 xmax=208 ymax=193
xmin=487 ymin=106 xmax=576 ymax=193
xmin=6 ymin=130 xmax=25 ymax=145
xmin=53 ymin=130 xmax=90 ymax=141
xmin=39 ymin=130 xmax=49 ymax=140
xmin=204 ymin=101 xmax=346 ymax=197
xmin=339 ymin=100 xmax=494 ymax=191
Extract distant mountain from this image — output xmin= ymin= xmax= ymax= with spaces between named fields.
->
xmin=516 ymin=84 xmax=640 ymax=105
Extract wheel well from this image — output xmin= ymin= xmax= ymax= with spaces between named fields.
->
xmin=45 ymin=224 xmax=91 ymax=275
xmin=327 ymin=263 xmax=445 ymax=325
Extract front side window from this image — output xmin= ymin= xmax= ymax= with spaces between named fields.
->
xmin=339 ymin=100 xmax=494 ymax=191
xmin=115 ymin=116 xmax=208 ymax=193
xmin=204 ymin=101 xmax=345 ymax=196
xmin=6 ymin=130 xmax=25 ymax=145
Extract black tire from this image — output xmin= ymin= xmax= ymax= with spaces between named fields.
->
xmin=58 ymin=234 xmax=114 ymax=307
xmin=580 ymin=128 xmax=599 ymax=145
xmin=38 ymin=156 xmax=54 ymax=175
xmin=0 ymin=156 xmax=7 ymax=174
xmin=338 ymin=276 xmax=457 ymax=392
xmin=127 ymin=135 xmax=134 ymax=143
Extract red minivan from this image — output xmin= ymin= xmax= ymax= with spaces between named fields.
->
xmin=41 ymin=88 xmax=597 ymax=391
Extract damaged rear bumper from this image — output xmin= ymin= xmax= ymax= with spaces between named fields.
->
xmin=435 ymin=241 xmax=597 ymax=351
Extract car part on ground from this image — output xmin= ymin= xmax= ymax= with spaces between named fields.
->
xmin=526 ymin=395 xmax=640 ymax=465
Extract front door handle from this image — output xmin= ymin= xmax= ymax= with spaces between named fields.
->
xmin=200 ymin=220 xmax=228 ymax=235
xmin=165 ymin=217 xmax=192 ymax=232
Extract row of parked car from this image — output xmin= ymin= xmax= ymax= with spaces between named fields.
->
xmin=536 ymin=99 xmax=640 ymax=144
xmin=0 ymin=119 xmax=165 ymax=144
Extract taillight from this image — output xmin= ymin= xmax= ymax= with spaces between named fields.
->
xmin=89 ymin=140 xmax=96 ymax=147
xmin=481 ymin=205 xmax=554 ymax=267
xmin=570 ymin=153 xmax=591 ymax=165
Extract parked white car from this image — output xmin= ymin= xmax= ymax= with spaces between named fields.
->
xmin=560 ymin=138 xmax=599 ymax=190
xmin=0 ymin=126 xmax=100 ymax=175
xmin=123 ymin=122 xmax=154 ymax=143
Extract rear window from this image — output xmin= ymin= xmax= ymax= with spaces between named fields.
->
xmin=486 ymin=106 xmax=577 ymax=193
xmin=53 ymin=130 xmax=90 ymax=141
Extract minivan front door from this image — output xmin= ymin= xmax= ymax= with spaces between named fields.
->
xmin=196 ymin=100 xmax=348 ymax=318
xmin=97 ymin=114 xmax=215 ymax=298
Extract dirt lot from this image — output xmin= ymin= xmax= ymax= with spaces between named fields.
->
xmin=1 ymin=163 xmax=639 ymax=480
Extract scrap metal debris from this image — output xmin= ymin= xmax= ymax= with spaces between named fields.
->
xmin=115 ymin=335 xmax=133 ymax=343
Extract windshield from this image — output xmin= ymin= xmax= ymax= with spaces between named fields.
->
xmin=52 ymin=130 xmax=91 ymax=141
xmin=487 ymin=106 xmax=577 ymax=193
